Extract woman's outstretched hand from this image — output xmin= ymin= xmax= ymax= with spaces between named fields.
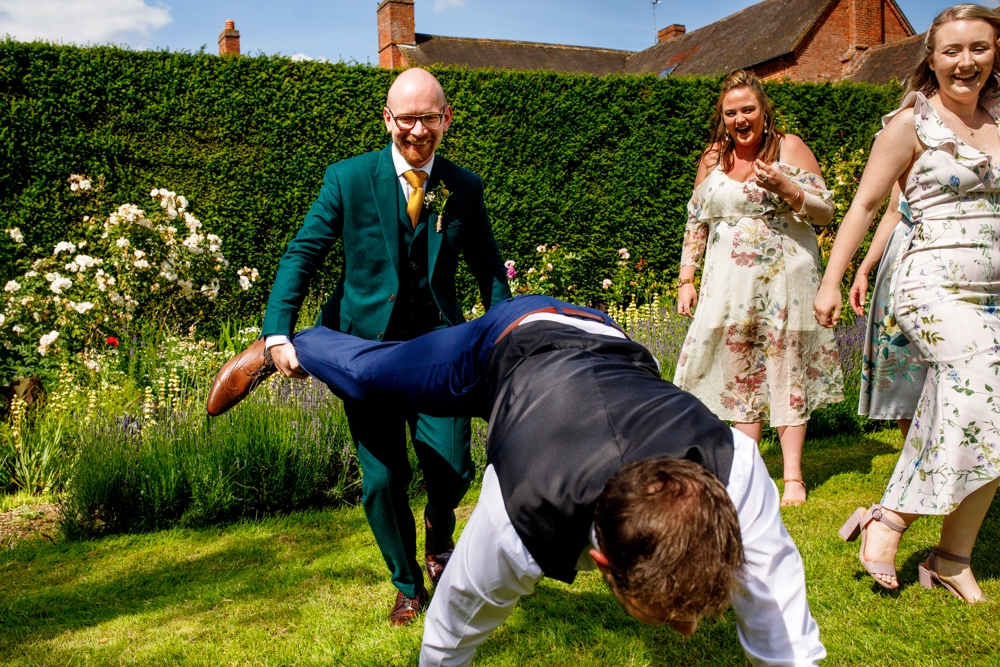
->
xmin=677 ymin=283 xmax=698 ymax=319
xmin=848 ymin=269 xmax=870 ymax=317
xmin=813 ymin=284 xmax=842 ymax=328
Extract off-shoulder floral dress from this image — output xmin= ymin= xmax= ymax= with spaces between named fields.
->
xmin=881 ymin=92 xmax=1000 ymax=514
xmin=674 ymin=163 xmax=843 ymax=426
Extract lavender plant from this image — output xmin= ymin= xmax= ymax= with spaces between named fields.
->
xmin=61 ymin=374 xmax=359 ymax=537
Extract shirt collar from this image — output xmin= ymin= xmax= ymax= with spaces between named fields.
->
xmin=391 ymin=142 xmax=435 ymax=179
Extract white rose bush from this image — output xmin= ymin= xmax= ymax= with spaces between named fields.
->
xmin=0 ymin=175 xmax=259 ymax=376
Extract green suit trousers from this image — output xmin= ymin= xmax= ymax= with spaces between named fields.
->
xmin=344 ymin=400 xmax=473 ymax=598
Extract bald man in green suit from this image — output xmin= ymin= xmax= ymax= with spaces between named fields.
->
xmin=260 ymin=68 xmax=510 ymax=625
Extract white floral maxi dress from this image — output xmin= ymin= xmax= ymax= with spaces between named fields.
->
xmin=881 ymin=92 xmax=1000 ymax=515
xmin=673 ymin=164 xmax=844 ymax=426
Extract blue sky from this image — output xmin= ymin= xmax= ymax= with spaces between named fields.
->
xmin=0 ymin=1 xmax=992 ymax=63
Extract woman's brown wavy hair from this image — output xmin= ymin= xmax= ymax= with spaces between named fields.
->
xmin=905 ymin=4 xmax=1000 ymax=100
xmin=702 ymin=70 xmax=783 ymax=173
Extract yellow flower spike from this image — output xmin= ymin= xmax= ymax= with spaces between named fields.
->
xmin=142 ymin=385 xmax=156 ymax=420
xmin=9 ymin=396 xmax=27 ymax=451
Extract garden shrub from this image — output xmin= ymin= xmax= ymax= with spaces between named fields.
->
xmin=0 ymin=40 xmax=900 ymax=337
xmin=61 ymin=376 xmax=359 ymax=537
xmin=1 ymin=176 xmax=260 ymax=382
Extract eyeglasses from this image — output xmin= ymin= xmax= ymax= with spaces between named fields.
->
xmin=386 ymin=109 xmax=447 ymax=130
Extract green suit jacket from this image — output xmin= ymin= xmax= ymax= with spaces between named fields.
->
xmin=261 ymin=145 xmax=510 ymax=341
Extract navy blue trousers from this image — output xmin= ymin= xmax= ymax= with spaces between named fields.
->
xmin=293 ymin=295 xmax=618 ymax=419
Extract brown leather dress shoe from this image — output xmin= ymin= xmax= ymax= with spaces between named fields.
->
xmin=389 ymin=589 xmax=427 ymax=626
xmin=206 ymin=338 xmax=276 ymax=416
xmin=425 ymin=518 xmax=455 ymax=587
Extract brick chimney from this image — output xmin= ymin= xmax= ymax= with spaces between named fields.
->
xmin=850 ymin=0 xmax=884 ymax=51
xmin=658 ymin=24 xmax=686 ymax=43
xmin=218 ymin=20 xmax=240 ymax=57
xmin=842 ymin=0 xmax=884 ymax=67
xmin=377 ymin=0 xmax=415 ymax=69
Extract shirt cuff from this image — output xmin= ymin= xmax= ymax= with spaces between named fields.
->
xmin=265 ymin=335 xmax=290 ymax=348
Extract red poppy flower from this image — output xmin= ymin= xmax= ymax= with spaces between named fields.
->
xmin=106 ymin=336 xmax=119 ymax=347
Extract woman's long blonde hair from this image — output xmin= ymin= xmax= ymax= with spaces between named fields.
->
xmin=905 ymin=4 xmax=1000 ymax=99
xmin=702 ymin=70 xmax=783 ymax=173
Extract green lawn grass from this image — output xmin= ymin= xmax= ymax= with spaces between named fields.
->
xmin=2 ymin=430 xmax=1000 ymax=666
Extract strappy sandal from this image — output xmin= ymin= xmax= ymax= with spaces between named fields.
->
xmin=918 ymin=547 xmax=987 ymax=603
xmin=838 ymin=504 xmax=907 ymax=589
xmin=780 ymin=479 xmax=807 ymax=507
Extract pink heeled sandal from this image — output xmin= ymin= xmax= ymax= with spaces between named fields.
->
xmin=838 ymin=504 xmax=907 ymax=589
xmin=918 ymin=547 xmax=987 ymax=603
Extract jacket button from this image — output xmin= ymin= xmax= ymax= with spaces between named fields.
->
xmin=388 ymin=294 xmax=395 ymax=302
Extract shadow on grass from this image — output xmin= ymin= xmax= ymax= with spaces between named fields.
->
xmin=478 ymin=582 xmax=748 ymax=666
xmin=760 ymin=430 xmax=901 ymax=493
xmin=0 ymin=510 xmax=377 ymax=655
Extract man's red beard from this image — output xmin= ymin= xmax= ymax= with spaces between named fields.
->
xmin=396 ymin=135 xmax=435 ymax=167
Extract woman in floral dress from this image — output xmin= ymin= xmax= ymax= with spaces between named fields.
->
xmin=815 ymin=5 xmax=1000 ymax=603
xmin=850 ymin=185 xmax=927 ymax=436
xmin=675 ymin=70 xmax=843 ymax=507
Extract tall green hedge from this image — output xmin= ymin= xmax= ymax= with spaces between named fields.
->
xmin=0 ymin=41 xmax=901 ymax=319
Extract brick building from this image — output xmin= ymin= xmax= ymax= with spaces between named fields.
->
xmin=376 ymin=0 xmax=921 ymax=84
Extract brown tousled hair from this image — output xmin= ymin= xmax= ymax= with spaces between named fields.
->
xmin=703 ymin=70 xmax=783 ymax=173
xmin=593 ymin=457 xmax=744 ymax=621
xmin=905 ymin=4 xmax=1000 ymax=100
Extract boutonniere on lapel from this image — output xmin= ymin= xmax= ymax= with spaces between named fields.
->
xmin=424 ymin=180 xmax=452 ymax=233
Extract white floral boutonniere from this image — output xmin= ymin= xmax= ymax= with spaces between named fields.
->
xmin=424 ymin=181 xmax=452 ymax=232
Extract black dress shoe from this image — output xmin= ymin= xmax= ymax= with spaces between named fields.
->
xmin=389 ymin=589 xmax=427 ymax=626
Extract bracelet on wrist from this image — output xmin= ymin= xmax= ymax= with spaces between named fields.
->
xmin=677 ymin=277 xmax=694 ymax=288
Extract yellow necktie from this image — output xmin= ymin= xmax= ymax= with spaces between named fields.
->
xmin=402 ymin=170 xmax=428 ymax=229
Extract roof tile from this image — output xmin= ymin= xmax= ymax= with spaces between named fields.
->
xmin=844 ymin=34 xmax=925 ymax=85
xmin=401 ymin=34 xmax=631 ymax=75
xmin=624 ymin=0 xmax=834 ymax=76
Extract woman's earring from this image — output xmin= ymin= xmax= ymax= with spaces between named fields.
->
xmin=763 ymin=115 xmax=768 ymax=137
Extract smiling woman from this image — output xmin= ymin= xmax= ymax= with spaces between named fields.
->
xmin=672 ymin=70 xmax=843 ymax=509
xmin=815 ymin=3 xmax=1000 ymax=606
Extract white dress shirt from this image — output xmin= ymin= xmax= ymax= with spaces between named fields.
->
xmin=265 ymin=144 xmax=436 ymax=349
